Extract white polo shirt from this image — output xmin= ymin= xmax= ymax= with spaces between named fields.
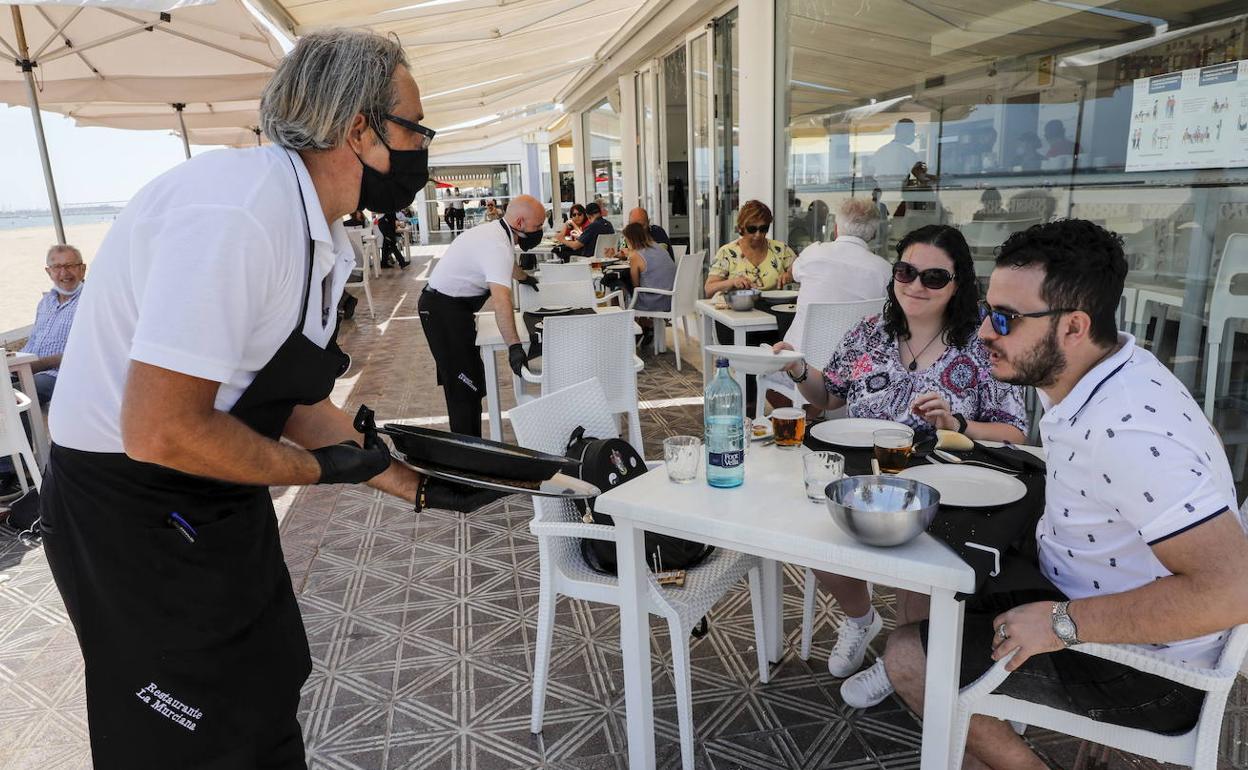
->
xmin=785 ymin=235 xmax=891 ymax=350
xmin=1036 ymin=334 xmax=1238 ymax=667
xmin=426 ymin=219 xmax=515 ymax=297
xmin=50 ymin=145 xmax=356 ymax=453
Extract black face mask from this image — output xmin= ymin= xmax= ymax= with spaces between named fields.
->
xmin=356 ymin=136 xmax=428 ymax=212
xmin=501 ymin=219 xmax=544 ymax=250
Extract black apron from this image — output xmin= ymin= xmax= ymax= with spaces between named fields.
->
xmin=41 ymin=157 xmax=349 ymax=769
xmin=417 ymin=219 xmax=511 ymax=437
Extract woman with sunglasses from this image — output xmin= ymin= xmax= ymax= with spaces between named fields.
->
xmin=552 ymin=203 xmax=587 ymax=259
xmin=773 ymin=224 xmax=1027 ymax=695
xmin=703 ymin=200 xmax=797 ymax=296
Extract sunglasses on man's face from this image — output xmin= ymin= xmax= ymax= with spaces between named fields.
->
xmin=978 ymin=300 xmax=1077 ymax=336
xmin=892 ymin=261 xmax=953 ymax=290
xmin=742 ymin=224 xmax=770 ymax=235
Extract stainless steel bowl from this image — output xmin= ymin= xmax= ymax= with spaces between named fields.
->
xmin=825 ymin=475 xmax=940 ymax=547
xmin=727 ymin=288 xmax=760 ymax=311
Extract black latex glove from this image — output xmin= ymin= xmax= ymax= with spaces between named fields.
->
xmin=311 ymin=440 xmax=392 ymax=485
xmin=418 ymin=477 xmax=507 ymax=513
xmin=519 ymin=274 xmax=539 ymax=289
xmin=508 ymin=343 xmax=528 ymax=376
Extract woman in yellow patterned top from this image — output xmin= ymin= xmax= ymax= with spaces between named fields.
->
xmin=704 ymin=200 xmax=798 ymax=295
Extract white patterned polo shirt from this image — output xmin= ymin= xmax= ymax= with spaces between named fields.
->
xmin=1036 ymin=333 xmax=1238 ymax=668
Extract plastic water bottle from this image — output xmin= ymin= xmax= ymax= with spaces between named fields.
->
xmin=705 ymin=358 xmax=745 ymax=488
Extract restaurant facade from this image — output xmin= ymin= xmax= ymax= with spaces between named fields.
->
xmin=549 ymin=0 xmax=1248 ymax=472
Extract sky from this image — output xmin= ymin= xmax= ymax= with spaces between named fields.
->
xmin=0 ymin=105 xmax=225 ymax=211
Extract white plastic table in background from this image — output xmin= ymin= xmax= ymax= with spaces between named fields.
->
xmin=594 ymin=443 xmax=975 ymax=770
xmin=695 ymin=299 xmax=779 ymax=393
xmin=6 ymin=351 xmax=49 ymax=468
xmin=474 ymin=306 xmax=640 ymax=441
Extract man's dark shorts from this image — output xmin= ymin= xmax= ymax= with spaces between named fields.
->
xmin=919 ymin=587 xmax=1205 ymax=735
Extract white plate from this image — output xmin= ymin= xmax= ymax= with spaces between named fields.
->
xmin=770 ymin=303 xmax=797 ymax=313
xmin=760 ymin=290 xmax=798 ymax=301
xmin=897 ymin=464 xmax=1027 ymax=508
xmin=978 ymin=440 xmax=1046 ymax=462
xmin=704 ymin=344 xmax=803 ymax=375
xmin=809 ymin=418 xmax=912 ymax=448
xmin=749 ymin=420 xmax=774 ymax=441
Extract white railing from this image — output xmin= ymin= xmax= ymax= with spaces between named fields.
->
xmin=1 ymin=325 xmax=32 ymax=348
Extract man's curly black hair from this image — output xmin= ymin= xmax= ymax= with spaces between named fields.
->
xmin=994 ymin=219 xmax=1127 ymax=348
xmin=882 ymin=224 xmax=981 ymax=348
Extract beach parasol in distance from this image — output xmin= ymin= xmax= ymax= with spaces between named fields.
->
xmin=0 ymin=0 xmax=284 ymax=243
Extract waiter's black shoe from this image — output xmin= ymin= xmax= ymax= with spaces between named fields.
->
xmin=341 ymin=293 xmax=358 ymax=320
xmin=398 ymin=256 xmax=410 ymax=269
xmin=418 ymin=477 xmax=508 ymax=513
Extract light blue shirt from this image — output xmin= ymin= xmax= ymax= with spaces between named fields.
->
xmin=21 ymin=288 xmax=81 ymax=377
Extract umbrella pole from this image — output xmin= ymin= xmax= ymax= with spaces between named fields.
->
xmin=11 ymin=6 xmax=65 ymax=245
xmin=253 ymin=127 xmax=261 ymax=146
xmin=173 ymin=103 xmax=191 ymax=160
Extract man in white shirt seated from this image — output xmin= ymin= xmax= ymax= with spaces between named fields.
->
xmin=783 ymin=197 xmax=891 ymax=354
xmin=841 ymin=219 xmax=1248 ymax=769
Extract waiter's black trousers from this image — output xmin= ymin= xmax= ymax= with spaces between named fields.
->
xmin=419 ymin=287 xmax=490 ymax=436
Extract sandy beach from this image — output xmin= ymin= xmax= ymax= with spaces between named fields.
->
xmin=0 ymin=221 xmax=112 ymax=337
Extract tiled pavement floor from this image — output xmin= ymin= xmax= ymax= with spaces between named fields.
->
xmin=1 ymin=240 xmax=1246 ymax=769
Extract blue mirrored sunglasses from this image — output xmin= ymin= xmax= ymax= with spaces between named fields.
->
xmin=979 ymin=300 xmax=1077 ymax=335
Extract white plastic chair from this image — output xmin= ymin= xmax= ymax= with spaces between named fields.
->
xmin=539 ymin=262 xmax=592 ymax=283
xmin=950 ymin=624 xmax=1248 ymax=769
xmin=1 ymin=373 xmax=41 ymax=494
xmin=343 ymin=230 xmax=375 ymax=319
xmin=1203 ymin=234 xmax=1248 ymax=420
xmin=757 ymin=298 xmax=885 ymax=424
xmin=515 ymin=311 xmax=645 ymax=451
xmin=508 ymin=379 xmax=769 ymax=770
xmin=628 ymin=251 xmax=704 ymax=371
xmin=592 ymin=233 xmax=614 ymax=261
xmin=518 ymin=280 xmax=623 ymax=311
xmin=672 ymin=244 xmax=688 ymax=260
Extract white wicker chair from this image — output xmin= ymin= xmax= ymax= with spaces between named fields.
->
xmin=343 ymin=228 xmax=376 ymax=319
xmin=1 ymin=373 xmax=41 ymax=494
xmin=538 ymin=262 xmax=592 ymax=283
xmin=757 ymin=297 xmax=884 ymax=423
xmin=518 ymin=280 xmax=623 ymax=311
xmin=508 ymin=379 xmax=769 ymax=770
xmin=628 ymin=251 xmax=704 ymax=371
xmin=515 ymin=311 xmax=645 ymax=451
xmin=950 ymin=626 xmax=1248 ymax=769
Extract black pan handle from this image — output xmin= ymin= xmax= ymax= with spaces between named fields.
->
xmin=354 ymin=405 xmax=382 ymax=450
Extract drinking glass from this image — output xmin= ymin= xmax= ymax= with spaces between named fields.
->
xmin=769 ymin=407 xmax=805 ymax=448
xmin=663 ymin=435 xmax=702 ymax=483
xmin=873 ymin=428 xmax=915 ymax=473
xmin=803 ymin=451 xmax=844 ymax=502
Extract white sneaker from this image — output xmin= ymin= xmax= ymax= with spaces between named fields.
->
xmin=827 ymin=611 xmax=884 ymax=678
xmin=841 ymin=658 xmax=894 ymax=709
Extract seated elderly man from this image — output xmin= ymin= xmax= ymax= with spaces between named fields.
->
xmin=20 ymin=244 xmax=86 ymax=405
xmin=841 ymin=220 xmax=1248 ymax=769
xmin=783 ymin=197 xmax=891 ymax=353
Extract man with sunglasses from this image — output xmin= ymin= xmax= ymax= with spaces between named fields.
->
xmin=866 ymin=219 xmax=1248 ymax=769
xmin=39 ymin=30 xmax=500 ymax=768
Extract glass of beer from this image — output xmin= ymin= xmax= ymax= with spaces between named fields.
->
xmin=770 ymin=407 xmax=806 ymax=449
xmin=873 ymin=428 xmax=914 ymax=473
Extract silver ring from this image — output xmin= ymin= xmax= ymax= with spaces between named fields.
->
xmin=997 ymin=623 xmax=1008 ymax=640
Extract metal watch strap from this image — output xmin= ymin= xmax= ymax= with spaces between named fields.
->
xmin=787 ymin=361 xmax=809 ymax=383
xmin=1051 ymin=601 xmax=1080 ymax=647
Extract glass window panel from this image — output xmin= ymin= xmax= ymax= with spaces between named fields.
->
xmin=583 ymin=93 xmax=624 ymax=227
xmin=691 ymin=33 xmax=712 ymax=256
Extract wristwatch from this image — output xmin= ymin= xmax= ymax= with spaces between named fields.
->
xmin=787 ymin=361 xmax=809 ymax=383
xmin=953 ymin=413 xmax=968 ymax=434
xmin=1051 ymin=601 xmax=1080 ymax=647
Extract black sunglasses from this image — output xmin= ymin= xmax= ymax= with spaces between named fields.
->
xmin=893 ymin=261 xmax=954 ymax=290
xmin=383 ymin=113 xmax=436 ymax=148
xmin=979 ymin=300 xmax=1077 ymax=336
xmin=742 ymin=224 xmax=770 ymax=235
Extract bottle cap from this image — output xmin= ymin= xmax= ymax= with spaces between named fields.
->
xmin=715 ymin=358 xmax=729 ymax=368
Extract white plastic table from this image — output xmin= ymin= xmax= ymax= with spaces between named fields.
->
xmin=594 ymin=443 xmax=976 ymax=770
xmin=6 ymin=350 xmax=49 ymax=468
xmin=695 ymin=299 xmax=779 ymax=394
xmin=474 ymin=306 xmax=640 ymax=441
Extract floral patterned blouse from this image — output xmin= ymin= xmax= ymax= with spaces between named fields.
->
xmin=708 ymin=239 xmax=797 ymax=290
xmin=822 ymin=314 xmax=1028 ymax=436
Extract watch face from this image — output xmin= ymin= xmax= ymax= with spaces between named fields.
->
xmin=1054 ymin=617 xmax=1076 ymax=639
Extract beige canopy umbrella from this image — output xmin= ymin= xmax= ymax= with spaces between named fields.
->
xmin=0 ymin=0 xmax=283 ymax=242
xmin=53 ymin=99 xmax=262 ymax=157
xmin=185 ymin=124 xmax=265 ymax=148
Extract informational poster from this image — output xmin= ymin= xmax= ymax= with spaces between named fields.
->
xmin=1125 ymin=59 xmax=1248 ymax=172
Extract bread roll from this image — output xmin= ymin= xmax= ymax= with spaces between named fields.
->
xmin=936 ymin=429 xmax=973 ymax=451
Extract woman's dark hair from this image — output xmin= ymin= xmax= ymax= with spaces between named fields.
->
xmin=882 ymin=224 xmax=981 ymax=347
xmin=569 ymin=204 xmax=586 ymax=218
xmin=622 ymin=222 xmax=653 ymax=250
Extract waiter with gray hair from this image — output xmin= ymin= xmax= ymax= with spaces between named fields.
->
xmin=41 ymin=29 xmax=493 ymax=768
